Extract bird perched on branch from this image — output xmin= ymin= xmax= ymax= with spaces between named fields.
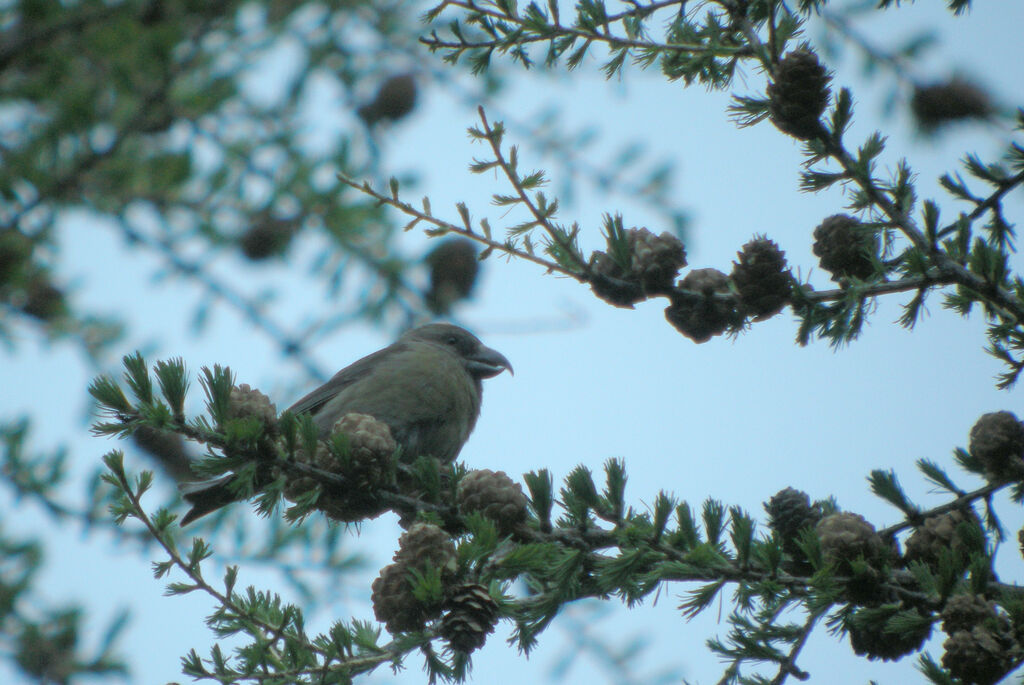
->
xmin=180 ymin=323 xmax=512 ymax=525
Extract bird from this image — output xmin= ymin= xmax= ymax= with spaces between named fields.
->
xmin=179 ymin=323 xmax=512 ymax=525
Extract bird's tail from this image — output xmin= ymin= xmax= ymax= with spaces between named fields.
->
xmin=179 ymin=474 xmax=239 ymax=526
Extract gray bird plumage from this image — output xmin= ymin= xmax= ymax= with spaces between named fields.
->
xmin=180 ymin=323 xmax=511 ymax=525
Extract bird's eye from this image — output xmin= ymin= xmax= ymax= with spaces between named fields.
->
xmin=446 ymin=335 xmax=458 ymax=345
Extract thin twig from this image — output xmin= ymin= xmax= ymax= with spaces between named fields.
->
xmin=769 ymin=608 xmax=821 ymax=685
xmin=115 ymin=461 xmax=418 ymax=680
xmin=477 ymin=107 xmax=589 ymax=273
xmin=877 ymin=480 xmax=1006 ymax=538
xmin=336 ymin=174 xmax=584 ymax=280
xmin=959 ymin=169 xmax=1024 ymax=225
xmin=423 ymin=0 xmax=750 ymax=57
xmin=801 ymin=273 xmax=950 ymax=304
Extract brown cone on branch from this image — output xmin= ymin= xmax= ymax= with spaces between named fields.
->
xmin=969 ymin=411 xmax=1024 ymax=479
xmin=371 ymin=561 xmax=435 ymax=634
xmin=394 ymin=522 xmax=458 ymax=577
xmin=768 ymin=49 xmax=832 ymax=140
xmin=239 ymin=217 xmax=297 ymax=261
xmin=941 ymin=594 xmax=999 ymax=635
xmin=765 ymin=487 xmax=821 ymax=556
xmin=457 ymin=469 xmax=529 ymax=534
xmin=227 ymin=384 xmax=278 ymax=430
xmin=358 ymin=74 xmax=417 ymax=126
xmin=904 ymin=509 xmax=983 ymax=566
xmin=664 ymin=268 xmax=740 ymax=343
xmin=730 ymin=236 xmax=792 ymax=319
xmin=326 ymin=413 xmax=397 ymax=484
xmin=371 ymin=522 xmax=460 ymax=634
xmin=942 ymin=626 xmax=1019 ymax=685
xmin=588 ymin=227 xmax=686 ymax=307
xmin=283 ymin=413 xmax=398 ymax=521
xmin=628 ymin=227 xmax=687 ymax=292
xmin=589 ymin=250 xmax=644 ymax=307
xmin=847 ymin=609 xmax=931 ymax=661
xmin=424 ymin=238 xmax=480 ymax=315
xmin=816 ymin=512 xmax=883 ymax=568
xmin=912 ymin=78 xmax=994 ymax=132
xmin=812 ymin=214 xmax=877 ymax=282
xmin=440 ymin=582 xmax=500 ymax=653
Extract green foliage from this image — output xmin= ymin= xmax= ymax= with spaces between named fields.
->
xmin=424 ymin=0 xmax=755 ymax=85
xmin=87 ymin=352 xmax=1024 ymax=683
xmin=523 ymin=468 xmax=554 ymax=530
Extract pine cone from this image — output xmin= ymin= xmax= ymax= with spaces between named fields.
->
xmin=942 ymin=627 xmax=1018 ymax=685
xmin=629 ymin=227 xmax=687 ymax=291
xmin=816 ymin=512 xmax=883 ymax=568
xmin=395 ymin=522 xmax=458 ymax=577
xmin=681 ymin=266 xmax=728 ymax=293
xmin=440 ymin=582 xmax=500 ymax=653
xmin=328 ymin=413 xmax=397 ymax=485
xmin=589 ymin=227 xmax=686 ymax=307
xmin=665 ymin=268 xmax=740 ymax=343
xmin=589 ymin=250 xmax=645 ymax=307
xmin=812 ymin=214 xmax=877 ymax=282
xmin=457 ymin=469 xmax=529 ymax=534
xmin=911 ymin=79 xmax=993 ymax=132
xmin=768 ymin=49 xmax=832 ymax=140
xmin=942 ymin=594 xmax=998 ymax=635
xmin=765 ymin=488 xmax=821 ymax=555
xmin=848 ymin=609 xmax=931 ymax=661
xmin=227 ymin=384 xmax=278 ymax=428
xmin=358 ymin=73 xmax=417 ymax=125
xmin=425 ymin=238 xmax=479 ymax=315
xmin=904 ymin=509 xmax=982 ymax=566
xmin=969 ymin=411 xmax=1024 ymax=478
xmin=239 ymin=217 xmax=296 ymax=260
xmin=282 ymin=429 xmax=390 ymax=522
xmin=371 ymin=561 xmax=434 ymax=634
xmin=730 ymin=236 xmax=792 ymax=319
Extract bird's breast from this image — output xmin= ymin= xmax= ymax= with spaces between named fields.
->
xmin=315 ymin=346 xmax=482 ymax=462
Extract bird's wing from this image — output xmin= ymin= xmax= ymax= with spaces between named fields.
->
xmin=285 ymin=342 xmax=408 ymax=416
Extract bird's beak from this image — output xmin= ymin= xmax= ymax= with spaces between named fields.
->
xmin=466 ymin=344 xmax=513 ymax=378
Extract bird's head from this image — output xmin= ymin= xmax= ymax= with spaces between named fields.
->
xmin=403 ymin=323 xmax=513 ymax=379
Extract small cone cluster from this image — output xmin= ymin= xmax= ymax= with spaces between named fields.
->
xmin=812 ymin=214 xmax=877 ymax=282
xmin=457 ymin=468 xmax=529 ymax=534
xmin=768 ymin=49 xmax=832 ymax=140
xmin=227 ymin=384 xmax=278 ymax=428
xmin=283 ymin=413 xmax=397 ymax=521
xmin=589 ymin=227 xmax=687 ymax=307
